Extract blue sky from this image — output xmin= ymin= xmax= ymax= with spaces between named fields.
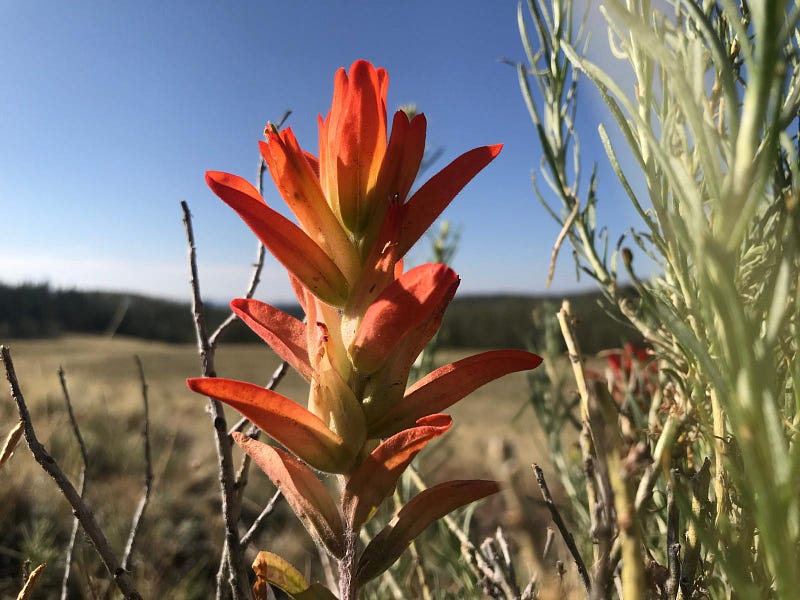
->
xmin=1 ymin=1 xmax=643 ymax=304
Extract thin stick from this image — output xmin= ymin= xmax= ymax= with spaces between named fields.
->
xmin=2 ymin=347 xmax=142 ymax=600
xmin=546 ymin=199 xmax=580 ymax=288
xmin=181 ymin=201 xmax=251 ymax=600
xmin=209 ymin=242 xmax=265 ymax=349
xmin=121 ymin=356 xmax=154 ymax=572
xmin=239 ymin=489 xmax=283 ymax=549
xmin=532 ymin=463 xmax=591 ymax=593
xmin=58 ymin=366 xmax=89 ymax=600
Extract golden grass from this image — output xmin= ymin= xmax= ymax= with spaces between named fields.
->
xmin=0 ymin=334 xmax=555 ymax=597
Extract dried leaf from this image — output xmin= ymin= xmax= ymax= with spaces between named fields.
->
xmin=252 ymin=551 xmax=308 ymax=597
xmin=17 ymin=563 xmax=45 ymax=600
xmin=1 ymin=420 xmax=24 ymax=469
xmin=252 ymin=551 xmax=339 ymax=600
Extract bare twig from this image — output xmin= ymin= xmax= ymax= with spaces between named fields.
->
xmin=121 ymin=356 xmax=154 ymax=572
xmin=239 ymin=489 xmax=283 ymax=549
xmin=665 ymin=486 xmax=680 ymax=600
xmin=532 ymin=464 xmax=591 ymax=593
xmin=57 ymin=366 xmax=89 ymax=600
xmin=542 ymin=527 xmax=555 ymax=560
xmin=479 ymin=528 xmax=522 ymax=599
xmin=546 ymin=199 xmax=580 ymax=288
xmin=208 ymin=241 xmax=265 ymax=349
xmin=2 ymin=346 xmax=142 ymax=599
xmin=58 ymin=367 xmax=88 ymax=468
xmin=181 ymin=201 xmax=251 ymax=600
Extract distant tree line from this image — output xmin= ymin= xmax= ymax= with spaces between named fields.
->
xmin=0 ymin=282 xmax=641 ymax=352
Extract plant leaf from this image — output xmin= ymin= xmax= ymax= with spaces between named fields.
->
xmin=230 ymin=299 xmax=312 ymax=380
xmin=370 ymin=350 xmax=542 ymax=437
xmin=206 ymin=171 xmax=349 ymax=306
xmin=236 ymin=439 xmax=345 ymax=558
xmin=356 ymin=479 xmax=500 ymax=584
xmin=252 ymin=551 xmax=310 ymax=596
xmin=251 ymin=551 xmax=340 ymax=599
xmin=187 ymin=377 xmax=353 ymax=473
xmin=343 ymin=414 xmax=452 ymax=528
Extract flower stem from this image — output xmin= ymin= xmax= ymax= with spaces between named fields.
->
xmin=338 ymin=527 xmax=359 ymax=600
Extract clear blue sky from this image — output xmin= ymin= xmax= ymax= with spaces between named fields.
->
xmin=1 ymin=1 xmax=643 ymax=304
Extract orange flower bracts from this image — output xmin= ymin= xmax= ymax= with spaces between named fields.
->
xmin=188 ymin=60 xmax=541 ymax=598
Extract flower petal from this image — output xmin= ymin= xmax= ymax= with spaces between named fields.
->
xmin=362 ymin=275 xmax=457 ymax=429
xmin=349 ymin=263 xmax=459 ymax=374
xmin=333 ymin=60 xmax=388 ymax=233
xmin=186 ymin=377 xmax=352 ymax=473
xmin=343 ymin=414 xmax=452 ymax=528
xmin=206 ymin=171 xmax=349 ymax=306
xmin=230 ymin=298 xmax=312 ymax=381
xmin=371 ymin=350 xmax=543 ymax=438
xmin=398 ymin=144 xmax=502 ymax=257
xmin=236 ymin=438 xmax=344 ymax=558
xmin=260 ymin=132 xmax=359 ymax=281
xmin=355 ymin=479 xmax=500 ymax=584
xmin=361 ymin=111 xmax=427 ymax=247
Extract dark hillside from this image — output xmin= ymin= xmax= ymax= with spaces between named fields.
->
xmin=0 ymin=282 xmax=641 ymax=351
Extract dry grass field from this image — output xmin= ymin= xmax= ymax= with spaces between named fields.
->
xmin=1 ymin=335 xmax=556 ymax=598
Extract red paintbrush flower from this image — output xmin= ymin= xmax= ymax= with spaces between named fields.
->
xmin=190 ymin=60 xmax=540 ymax=598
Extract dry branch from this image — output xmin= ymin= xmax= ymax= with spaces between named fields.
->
xmin=181 ymin=200 xmax=251 ymax=600
xmin=57 ymin=366 xmax=89 ymax=600
xmin=1 ymin=346 xmax=142 ymax=600
xmin=122 ymin=356 xmax=154 ymax=572
xmin=532 ymin=464 xmax=591 ymax=593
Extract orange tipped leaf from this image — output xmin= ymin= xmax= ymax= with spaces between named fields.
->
xmin=186 ymin=377 xmax=352 ymax=473
xmin=230 ymin=299 xmax=312 ymax=380
xmin=398 ymin=144 xmax=502 ymax=257
xmin=371 ymin=350 xmax=542 ymax=437
xmin=356 ymin=479 xmax=500 ymax=584
xmin=343 ymin=414 xmax=452 ymax=528
xmin=206 ymin=171 xmax=349 ymax=306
